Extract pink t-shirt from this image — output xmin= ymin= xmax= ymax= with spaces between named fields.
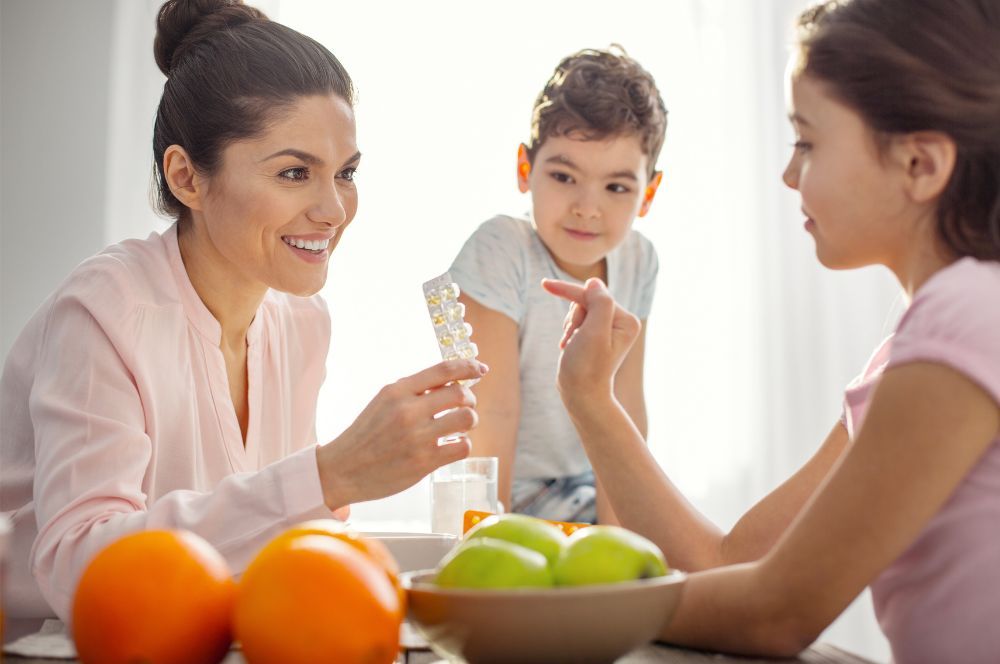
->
xmin=0 ymin=224 xmax=339 ymax=637
xmin=842 ymin=257 xmax=1000 ymax=663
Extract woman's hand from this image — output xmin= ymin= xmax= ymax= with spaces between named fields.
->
xmin=315 ymin=359 xmax=488 ymax=511
xmin=542 ymin=278 xmax=641 ymax=406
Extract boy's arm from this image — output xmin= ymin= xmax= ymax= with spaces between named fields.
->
xmin=459 ymin=293 xmax=521 ymax=509
xmin=597 ymin=320 xmax=649 ymax=524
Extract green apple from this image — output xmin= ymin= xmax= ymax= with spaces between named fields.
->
xmin=553 ymin=525 xmax=668 ymax=586
xmin=464 ymin=514 xmax=566 ymax=568
xmin=435 ymin=537 xmax=554 ymax=589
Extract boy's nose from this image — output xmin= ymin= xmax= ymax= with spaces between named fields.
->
xmin=571 ymin=195 xmax=601 ymax=220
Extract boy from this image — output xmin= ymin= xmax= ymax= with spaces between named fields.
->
xmin=450 ymin=47 xmax=667 ymax=524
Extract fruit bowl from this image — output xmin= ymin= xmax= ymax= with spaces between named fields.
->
xmin=364 ymin=532 xmax=458 ymax=572
xmin=401 ymin=568 xmax=687 ymax=664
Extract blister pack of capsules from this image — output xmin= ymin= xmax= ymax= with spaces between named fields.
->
xmin=422 ymin=272 xmax=478 ymax=387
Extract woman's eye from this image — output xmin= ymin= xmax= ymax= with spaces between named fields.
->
xmin=607 ymin=183 xmax=630 ymax=194
xmin=278 ymin=167 xmax=309 ymax=181
xmin=791 ymin=140 xmax=812 ymax=153
xmin=551 ymin=172 xmax=573 ymax=184
xmin=338 ymin=167 xmax=358 ymax=182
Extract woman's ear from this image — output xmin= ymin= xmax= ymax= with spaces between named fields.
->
xmin=517 ymin=143 xmax=531 ymax=194
xmin=163 ymin=145 xmax=204 ymax=212
xmin=896 ymin=131 xmax=956 ymax=204
xmin=638 ymin=171 xmax=663 ymax=218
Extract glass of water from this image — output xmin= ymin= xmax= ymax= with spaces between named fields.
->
xmin=430 ymin=457 xmax=499 ymax=536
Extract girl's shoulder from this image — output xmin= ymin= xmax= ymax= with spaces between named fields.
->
xmin=902 ymin=258 xmax=1000 ymax=334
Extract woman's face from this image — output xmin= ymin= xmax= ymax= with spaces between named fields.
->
xmin=196 ymin=93 xmax=360 ymax=297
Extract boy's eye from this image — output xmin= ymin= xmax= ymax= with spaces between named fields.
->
xmin=607 ymin=183 xmax=631 ymax=194
xmin=278 ymin=167 xmax=310 ymax=181
xmin=551 ymin=172 xmax=574 ymax=184
xmin=338 ymin=166 xmax=358 ymax=182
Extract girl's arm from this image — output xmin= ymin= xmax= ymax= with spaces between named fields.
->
xmin=547 ymin=278 xmax=848 ymax=570
xmin=597 ymin=321 xmax=650 ymax=525
xmin=458 ymin=293 xmax=521 ymax=509
xmin=660 ymin=361 xmax=999 ymax=655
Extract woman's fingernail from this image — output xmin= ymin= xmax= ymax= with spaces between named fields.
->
xmin=479 ymin=362 xmax=490 ymax=375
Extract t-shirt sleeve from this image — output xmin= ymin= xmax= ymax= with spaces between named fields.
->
xmin=449 ymin=217 xmax=527 ymax=324
xmin=633 ymin=234 xmax=659 ymax=320
xmin=887 ymin=261 xmax=1000 ymax=407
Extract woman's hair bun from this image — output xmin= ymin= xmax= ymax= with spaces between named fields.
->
xmin=154 ymin=0 xmax=266 ymax=76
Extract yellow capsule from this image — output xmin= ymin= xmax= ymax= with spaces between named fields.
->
xmin=432 ymin=313 xmax=446 ymax=326
xmin=439 ymin=335 xmax=454 ymax=347
xmin=426 ymin=294 xmax=441 ymax=307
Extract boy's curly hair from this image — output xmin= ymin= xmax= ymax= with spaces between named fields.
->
xmin=526 ymin=46 xmax=668 ymax=177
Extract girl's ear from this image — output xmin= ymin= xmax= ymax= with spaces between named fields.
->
xmin=897 ymin=131 xmax=956 ymax=204
xmin=638 ymin=171 xmax=663 ymax=218
xmin=163 ymin=145 xmax=205 ymax=212
xmin=517 ymin=143 xmax=531 ymax=194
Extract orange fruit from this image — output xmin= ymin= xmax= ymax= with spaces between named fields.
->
xmin=72 ymin=529 xmax=235 ymax=664
xmin=234 ymin=534 xmax=402 ymax=664
xmin=270 ymin=520 xmax=405 ymax=611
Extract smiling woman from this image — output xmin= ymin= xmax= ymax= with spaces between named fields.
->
xmin=0 ymin=0 xmax=485 ymax=641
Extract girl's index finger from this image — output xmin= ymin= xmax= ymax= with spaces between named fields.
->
xmin=541 ymin=278 xmax=587 ymax=304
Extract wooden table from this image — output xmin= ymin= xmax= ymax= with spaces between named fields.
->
xmin=6 ymin=642 xmax=875 ymax=663
xmin=4 ymin=619 xmax=876 ymax=663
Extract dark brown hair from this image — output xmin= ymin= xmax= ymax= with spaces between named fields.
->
xmin=152 ymin=0 xmax=354 ymax=220
xmin=526 ymin=47 xmax=668 ymax=177
xmin=797 ymin=0 xmax=1000 ymax=260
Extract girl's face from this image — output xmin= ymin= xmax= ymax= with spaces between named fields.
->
xmin=783 ymin=74 xmax=912 ymax=270
xmin=196 ymin=93 xmax=360 ymax=297
xmin=526 ymin=134 xmax=651 ymax=281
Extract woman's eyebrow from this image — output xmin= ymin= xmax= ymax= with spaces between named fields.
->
xmin=261 ymin=148 xmax=323 ymax=165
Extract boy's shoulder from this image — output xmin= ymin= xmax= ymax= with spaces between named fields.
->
xmin=472 ymin=214 xmax=535 ymax=244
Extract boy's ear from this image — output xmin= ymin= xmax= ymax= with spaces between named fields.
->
xmin=638 ymin=171 xmax=663 ymax=218
xmin=163 ymin=144 xmax=204 ymax=212
xmin=517 ymin=143 xmax=531 ymax=194
xmin=895 ymin=131 xmax=956 ymax=205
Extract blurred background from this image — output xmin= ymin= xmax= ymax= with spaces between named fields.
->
xmin=1 ymin=1 xmax=902 ymax=659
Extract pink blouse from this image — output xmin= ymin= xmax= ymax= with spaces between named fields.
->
xmin=843 ymin=257 xmax=1000 ymax=663
xmin=0 ymin=224 xmax=340 ymax=637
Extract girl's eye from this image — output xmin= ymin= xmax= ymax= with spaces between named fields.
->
xmin=791 ymin=140 xmax=812 ymax=153
xmin=338 ymin=167 xmax=358 ymax=182
xmin=551 ymin=172 xmax=574 ymax=184
xmin=607 ymin=183 xmax=630 ymax=194
xmin=278 ymin=167 xmax=309 ymax=181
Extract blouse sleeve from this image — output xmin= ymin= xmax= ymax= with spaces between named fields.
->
xmin=28 ymin=285 xmax=332 ymax=621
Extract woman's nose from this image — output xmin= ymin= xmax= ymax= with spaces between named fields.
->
xmin=310 ymin=183 xmax=348 ymax=227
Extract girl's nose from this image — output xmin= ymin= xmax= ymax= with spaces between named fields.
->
xmin=782 ymin=156 xmax=800 ymax=190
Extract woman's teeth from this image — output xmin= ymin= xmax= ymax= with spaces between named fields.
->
xmin=283 ymin=236 xmax=330 ymax=252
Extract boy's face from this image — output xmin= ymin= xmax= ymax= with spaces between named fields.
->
xmin=523 ymin=133 xmax=652 ymax=282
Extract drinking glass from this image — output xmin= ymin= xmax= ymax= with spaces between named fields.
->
xmin=430 ymin=457 xmax=499 ymax=536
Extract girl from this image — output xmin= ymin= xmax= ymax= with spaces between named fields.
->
xmin=544 ymin=0 xmax=1000 ymax=661
xmin=0 ymin=0 xmax=483 ymax=640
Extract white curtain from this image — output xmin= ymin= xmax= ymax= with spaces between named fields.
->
xmin=104 ymin=1 xmax=898 ymax=658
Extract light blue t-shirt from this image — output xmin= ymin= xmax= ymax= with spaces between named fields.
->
xmin=449 ymin=214 xmax=658 ymax=484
